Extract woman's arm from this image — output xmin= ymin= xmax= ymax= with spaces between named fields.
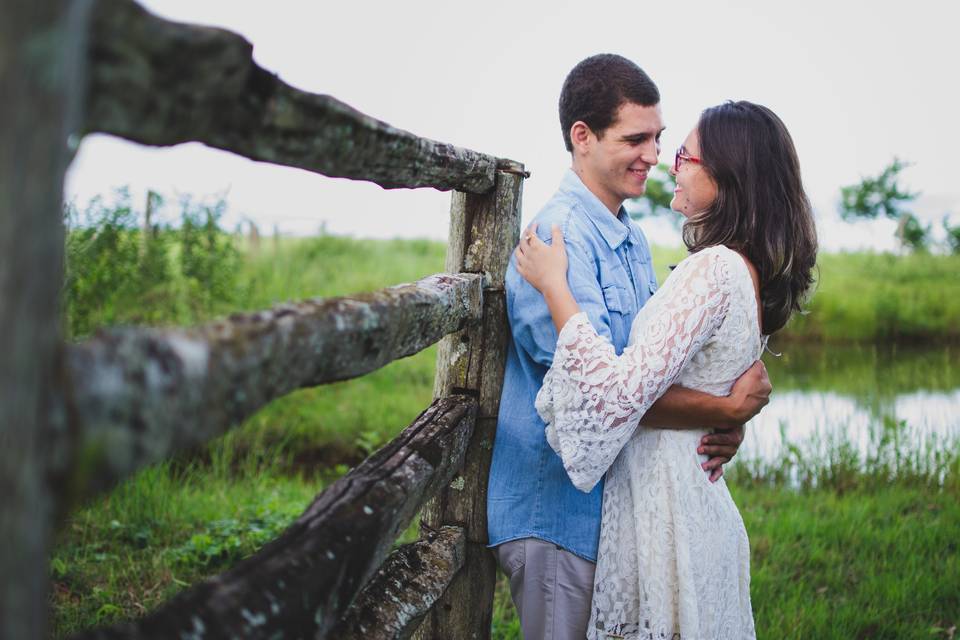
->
xmin=517 ymin=224 xmax=769 ymax=480
xmin=518 ymin=226 xmax=733 ymax=492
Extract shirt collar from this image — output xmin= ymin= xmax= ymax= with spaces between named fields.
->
xmin=559 ymin=169 xmax=633 ymax=250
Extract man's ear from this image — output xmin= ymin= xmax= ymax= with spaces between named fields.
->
xmin=569 ymin=121 xmax=594 ymax=155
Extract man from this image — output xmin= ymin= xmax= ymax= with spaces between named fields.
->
xmin=486 ymin=54 xmax=772 ymax=639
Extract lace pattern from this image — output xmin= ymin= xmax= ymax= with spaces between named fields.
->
xmin=536 ymin=245 xmax=761 ymax=639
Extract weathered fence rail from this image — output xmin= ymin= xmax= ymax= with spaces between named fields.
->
xmin=333 ymin=525 xmax=467 ymax=639
xmin=72 ymin=396 xmax=476 ymax=640
xmin=1 ymin=0 xmax=525 ymax=638
xmin=83 ymin=0 xmax=527 ymax=193
xmin=54 ymin=273 xmax=483 ymax=502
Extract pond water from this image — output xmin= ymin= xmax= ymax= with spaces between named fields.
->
xmin=741 ymin=342 xmax=960 ymax=465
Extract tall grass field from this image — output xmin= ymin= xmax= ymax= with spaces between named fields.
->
xmin=51 ymin=198 xmax=959 ymax=638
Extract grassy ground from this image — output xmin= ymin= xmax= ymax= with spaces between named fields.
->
xmin=734 ymin=483 xmax=959 ymax=639
xmin=490 ymin=483 xmax=960 ymax=640
xmin=52 ymin=457 xmax=315 ymax=633
xmin=53 ymin=233 xmax=450 ymax=636
xmin=219 ymin=236 xmax=444 ymax=464
xmin=53 ymin=464 xmax=960 ymax=639
xmin=51 ymin=232 xmax=960 ymax=638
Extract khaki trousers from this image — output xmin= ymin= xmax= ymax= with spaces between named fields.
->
xmin=495 ymin=537 xmax=596 ymax=640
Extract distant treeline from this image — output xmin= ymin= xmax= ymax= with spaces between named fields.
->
xmin=64 ymin=190 xmax=240 ymax=337
xmin=66 ymin=192 xmax=960 ymax=344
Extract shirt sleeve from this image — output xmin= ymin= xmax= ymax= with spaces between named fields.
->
xmin=508 ymin=230 xmax=616 ymax=368
xmin=534 ymin=248 xmax=733 ymax=492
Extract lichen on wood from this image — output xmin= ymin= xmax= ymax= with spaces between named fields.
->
xmin=332 ymin=526 xmax=466 ymax=640
xmin=70 ymin=396 xmax=476 ymax=640
xmin=55 ymin=272 xmax=482 ymax=502
xmin=81 ymin=0 xmax=517 ymax=193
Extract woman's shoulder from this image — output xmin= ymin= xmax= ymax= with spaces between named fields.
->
xmin=669 ymin=245 xmax=755 ymax=292
xmin=674 ymin=244 xmax=735 ymax=274
xmin=688 ymin=244 xmax=739 ymax=261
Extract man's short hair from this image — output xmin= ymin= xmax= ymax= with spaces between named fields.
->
xmin=559 ymin=54 xmax=660 ymax=152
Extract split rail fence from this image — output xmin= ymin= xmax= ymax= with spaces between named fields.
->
xmin=0 ymin=1 xmax=526 ymax=638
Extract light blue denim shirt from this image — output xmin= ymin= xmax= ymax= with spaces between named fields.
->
xmin=487 ymin=169 xmax=658 ymax=562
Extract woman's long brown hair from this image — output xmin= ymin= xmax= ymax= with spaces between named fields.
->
xmin=682 ymin=101 xmax=818 ymax=334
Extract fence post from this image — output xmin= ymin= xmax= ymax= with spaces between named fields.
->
xmin=418 ymin=167 xmax=524 ymax=638
xmin=0 ymin=1 xmax=91 ymax=637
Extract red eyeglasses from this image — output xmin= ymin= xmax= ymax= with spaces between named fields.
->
xmin=674 ymin=147 xmax=702 ymax=173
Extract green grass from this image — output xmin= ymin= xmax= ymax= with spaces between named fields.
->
xmin=729 ymin=415 xmax=960 ymax=494
xmin=229 ymin=347 xmax=437 ymax=471
xmin=489 ymin=483 xmax=960 ymax=640
xmin=789 ymin=251 xmax=960 ymax=343
xmin=237 ymin=235 xmax=446 ymax=309
xmin=54 ymin=231 xmax=450 ymax=636
xmin=55 ymin=466 xmax=959 ymax=639
xmin=52 ymin=446 xmax=317 ymax=634
xmin=650 ymin=246 xmax=960 ymax=343
xmin=246 ymin=239 xmax=960 ymax=347
xmin=735 ymin=483 xmax=959 ymax=639
xmin=726 ymin=418 xmax=960 ymax=639
xmin=226 ymin=236 xmax=444 ymax=463
xmin=52 ymin=229 xmax=960 ymax=638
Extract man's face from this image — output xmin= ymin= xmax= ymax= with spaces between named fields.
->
xmin=577 ymin=102 xmax=664 ymax=213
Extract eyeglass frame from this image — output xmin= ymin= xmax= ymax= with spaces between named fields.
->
xmin=673 ymin=147 xmax=702 ymax=173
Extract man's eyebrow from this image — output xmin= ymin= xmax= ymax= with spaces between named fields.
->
xmin=619 ymin=128 xmax=666 ymax=142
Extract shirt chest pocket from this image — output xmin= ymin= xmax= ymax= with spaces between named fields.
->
xmin=602 ymin=284 xmax=635 ymax=341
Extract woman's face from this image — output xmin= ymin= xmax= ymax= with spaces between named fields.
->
xmin=670 ymin=127 xmax=718 ymax=218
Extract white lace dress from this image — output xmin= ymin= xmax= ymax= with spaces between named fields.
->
xmin=536 ymin=245 xmax=762 ymax=640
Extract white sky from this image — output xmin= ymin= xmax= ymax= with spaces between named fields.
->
xmin=65 ymin=0 xmax=960 ymax=252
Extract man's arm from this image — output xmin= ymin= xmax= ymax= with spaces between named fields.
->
xmin=640 ymin=360 xmax=772 ymax=481
xmin=640 ymin=360 xmax=771 ymax=429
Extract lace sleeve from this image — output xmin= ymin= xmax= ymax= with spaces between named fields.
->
xmin=534 ymin=248 xmax=733 ymax=492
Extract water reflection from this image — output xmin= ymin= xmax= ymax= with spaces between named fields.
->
xmin=742 ymin=343 xmax=960 ymax=464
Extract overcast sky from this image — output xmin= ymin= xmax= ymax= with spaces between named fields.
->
xmin=65 ymin=0 xmax=960 ymax=251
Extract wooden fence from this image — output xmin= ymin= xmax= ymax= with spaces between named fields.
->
xmin=0 ymin=1 xmax=526 ymax=638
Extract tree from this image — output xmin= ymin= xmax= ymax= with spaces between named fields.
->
xmin=943 ymin=215 xmax=960 ymax=255
xmin=839 ymin=158 xmax=928 ymax=251
xmin=900 ymin=214 xmax=931 ymax=253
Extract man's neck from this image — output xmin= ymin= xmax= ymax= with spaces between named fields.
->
xmin=571 ymin=164 xmax=622 ymax=217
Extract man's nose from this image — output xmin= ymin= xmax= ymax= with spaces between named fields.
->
xmin=641 ymin=141 xmax=659 ymax=166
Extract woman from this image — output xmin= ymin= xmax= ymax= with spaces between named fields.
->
xmin=514 ymin=101 xmax=817 ymax=639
